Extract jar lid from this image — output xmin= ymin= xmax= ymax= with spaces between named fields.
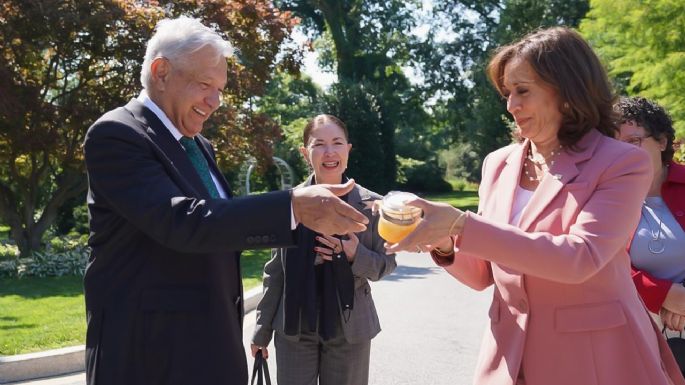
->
xmin=382 ymin=191 xmax=422 ymax=215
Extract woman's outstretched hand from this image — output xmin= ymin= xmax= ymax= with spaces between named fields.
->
xmin=384 ymin=196 xmax=464 ymax=254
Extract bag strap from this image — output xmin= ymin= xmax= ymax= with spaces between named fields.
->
xmin=251 ymin=350 xmax=272 ymax=385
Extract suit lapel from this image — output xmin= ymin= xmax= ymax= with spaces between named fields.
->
xmin=517 ymin=129 xmax=601 ymax=231
xmin=124 ymin=99 xmax=210 ymax=199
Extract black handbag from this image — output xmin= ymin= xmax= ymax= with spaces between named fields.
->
xmin=664 ymin=327 xmax=685 ymax=376
xmin=251 ymin=349 xmax=272 ymax=385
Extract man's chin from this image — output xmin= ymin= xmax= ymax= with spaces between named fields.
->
xmin=179 ymin=125 xmax=204 ymax=137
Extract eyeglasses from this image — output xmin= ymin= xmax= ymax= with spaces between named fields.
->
xmin=622 ymin=135 xmax=652 ymax=147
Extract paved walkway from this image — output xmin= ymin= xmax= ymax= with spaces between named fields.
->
xmin=9 ymin=252 xmax=491 ymax=385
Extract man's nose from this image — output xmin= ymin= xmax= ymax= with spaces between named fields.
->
xmin=206 ymin=90 xmax=222 ymax=110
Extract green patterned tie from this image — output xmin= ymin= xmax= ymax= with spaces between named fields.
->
xmin=179 ymin=137 xmax=220 ymax=198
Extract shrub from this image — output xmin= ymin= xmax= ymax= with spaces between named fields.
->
xmin=0 ymin=243 xmax=19 ymax=260
xmin=396 ymin=156 xmax=452 ymax=193
xmin=22 ymin=248 xmax=89 ymax=277
xmin=0 ymin=236 xmax=89 ymax=278
xmin=0 ymin=258 xmax=18 ymax=278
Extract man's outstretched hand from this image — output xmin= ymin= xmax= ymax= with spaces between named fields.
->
xmin=292 ymin=179 xmax=368 ymax=235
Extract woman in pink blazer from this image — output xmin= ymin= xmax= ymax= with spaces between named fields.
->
xmin=387 ymin=27 xmax=685 ymax=385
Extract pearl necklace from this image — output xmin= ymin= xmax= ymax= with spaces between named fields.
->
xmin=523 ymin=145 xmax=563 ymax=182
xmin=641 ymin=204 xmax=665 ymax=254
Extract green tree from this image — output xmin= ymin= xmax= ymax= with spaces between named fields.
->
xmin=580 ymin=0 xmax=685 ymax=141
xmin=256 ymin=72 xmax=323 ymax=184
xmin=0 ymin=0 xmax=299 ymax=256
xmin=275 ymin=0 xmax=429 ymax=192
xmin=417 ymin=0 xmax=589 ymax=181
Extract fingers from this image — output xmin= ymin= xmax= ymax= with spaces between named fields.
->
xmin=676 ymin=315 xmax=685 ymax=332
xmin=316 ymin=245 xmax=334 ymax=260
xmin=325 ymin=178 xmax=356 ymax=196
xmin=251 ymin=344 xmax=270 ymax=359
xmin=384 ymin=221 xmax=428 ymax=253
xmin=335 ymin=199 xmax=369 ymax=225
xmin=316 ymin=235 xmax=338 ymax=250
xmin=662 ymin=309 xmax=680 ymax=331
xmin=370 ymin=200 xmax=382 ymax=216
xmin=402 ymin=196 xmax=429 ymax=210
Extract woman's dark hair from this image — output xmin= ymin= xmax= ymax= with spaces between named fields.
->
xmin=303 ymin=114 xmax=349 ymax=145
xmin=487 ymin=27 xmax=617 ymax=148
xmin=615 ymin=96 xmax=675 ymax=164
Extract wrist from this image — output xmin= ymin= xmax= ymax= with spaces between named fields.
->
xmin=430 ymin=236 xmax=455 ymax=267
xmin=289 ymin=188 xmax=299 ymax=225
xmin=448 ymin=210 xmax=467 ymax=237
xmin=433 ymin=237 xmax=454 ymax=255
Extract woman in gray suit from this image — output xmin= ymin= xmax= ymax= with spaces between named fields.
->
xmin=251 ymin=114 xmax=396 ymax=385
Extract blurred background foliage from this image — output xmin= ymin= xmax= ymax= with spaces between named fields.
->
xmin=0 ymin=0 xmax=682 ymax=258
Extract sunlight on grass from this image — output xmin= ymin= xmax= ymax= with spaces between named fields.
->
xmin=422 ymin=190 xmax=479 ymax=212
xmin=241 ymin=249 xmax=271 ymax=290
xmin=0 ymin=249 xmax=273 ymax=355
xmin=0 ymin=276 xmax=85 ymax=355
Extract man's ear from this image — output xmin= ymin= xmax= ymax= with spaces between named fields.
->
xmin=150 ymin=57 xmax=170 ymax=91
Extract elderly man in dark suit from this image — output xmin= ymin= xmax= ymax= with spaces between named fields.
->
xmin=82 ymin=16 xmax=368 ymax=385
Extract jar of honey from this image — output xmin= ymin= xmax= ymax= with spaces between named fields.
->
xmin=377 ymin=191 xmax=422 ymax=244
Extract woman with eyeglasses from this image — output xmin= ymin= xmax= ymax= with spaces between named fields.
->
xmin=616 ymin=97 xmax=685 ymax=333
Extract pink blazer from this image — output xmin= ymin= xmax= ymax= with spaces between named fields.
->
xmin=444 ymin=129 xmax=684 ymax=385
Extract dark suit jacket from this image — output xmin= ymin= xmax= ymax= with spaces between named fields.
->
xmin=83 ymin=99 xmax=295 ymax=385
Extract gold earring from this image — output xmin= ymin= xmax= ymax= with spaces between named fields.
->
xmin=563 ymin=102 xmax=570 ymax=109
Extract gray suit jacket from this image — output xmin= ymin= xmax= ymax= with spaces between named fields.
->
xmin=252 ymin=178 xmax=396 ymax=345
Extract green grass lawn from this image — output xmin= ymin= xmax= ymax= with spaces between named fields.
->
xmin=0 ymin=249 xmax=271 ymax=355
xmin=0 ymin=189 xmax=479 ymax=356
xmin=0 ymin=276 xmax=85 ymax=356
xmin=422 ymin=189 xmax=479 ymax=211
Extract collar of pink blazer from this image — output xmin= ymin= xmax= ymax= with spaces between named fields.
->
xmin=495 ymin=128 xmax=602 ymax=231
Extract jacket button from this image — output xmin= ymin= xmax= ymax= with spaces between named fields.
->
xmin=246 ymin=236 xmax=254 ymax=244
xmin=262 ymin=235 xmax=270 ymax=243
xmin=518 ymin=300 xmax=528 ymax=313
xmin=676 ymin=210 xmax=684 ymax=217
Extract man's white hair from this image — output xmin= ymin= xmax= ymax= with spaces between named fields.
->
xmin=140 ymin=16 xmax=234 ymax=89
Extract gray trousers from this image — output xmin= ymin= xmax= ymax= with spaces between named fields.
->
xmin=273 ymin=328 xmax=371 ymax=385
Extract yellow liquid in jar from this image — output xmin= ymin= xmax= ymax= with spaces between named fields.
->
xmin=378 ymin=216 xmax=419 ymax=243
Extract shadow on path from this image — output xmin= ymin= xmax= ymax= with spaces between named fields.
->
xmin=383 ymin=264 xmax=440 ymax=282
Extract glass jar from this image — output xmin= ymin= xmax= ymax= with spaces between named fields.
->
xmin=377 ymin=191 xmax=422 ymax=244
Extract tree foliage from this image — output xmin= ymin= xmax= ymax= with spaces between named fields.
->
xmin=416 ymin=0 xmax=589 ymax=181
xmin=0 ymin=0 xmax=299 ymax=256
xmin=580 ymin=0 xmax=685 ymax=141
xmin=275 ymin=0 xmax=430 ymax=192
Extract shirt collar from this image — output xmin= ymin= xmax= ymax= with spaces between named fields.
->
xmin=137 ymin=89 xmax=184 ymax=141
